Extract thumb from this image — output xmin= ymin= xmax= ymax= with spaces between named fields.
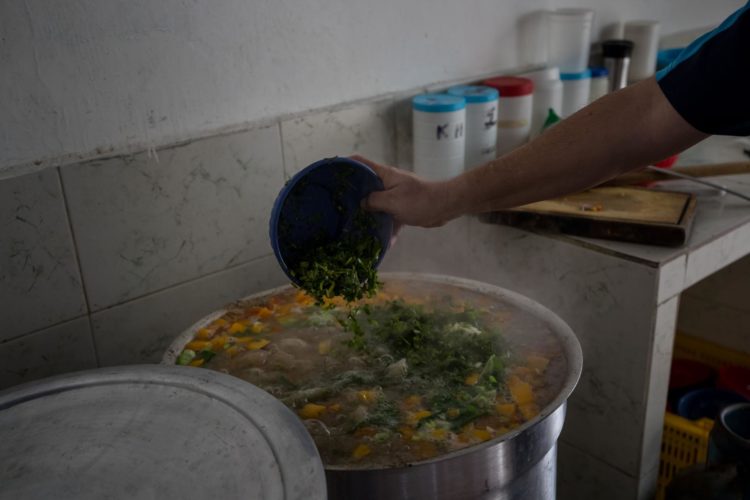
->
xmin=362 ymin=188 xmax=394 ymax=215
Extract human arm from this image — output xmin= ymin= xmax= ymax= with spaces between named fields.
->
xmin=359 ymin=76 xmax=707 ymax=228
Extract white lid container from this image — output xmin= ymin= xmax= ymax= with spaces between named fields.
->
xmin=412 ymin=94 xmax=466 ymax=180
xmin=624 ymin=20 xmax=661 ymax=82
xmin=547 ymin=9 xmax=595 ymax=73
xmin=483 ymin=76 xmax=534 ymax=156
xmin=560 ymin=70 xmax=592 ymax=117
xmin=447 ymin=85 xmax=499 ymax=169
xmin=588 ymin=67 xmax=610 ymax=103
xmin=519 ymin=67 xmax=563 ymax=138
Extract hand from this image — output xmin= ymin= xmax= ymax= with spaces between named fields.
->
xmin=352 ymin=155 xmax=457 ymax=231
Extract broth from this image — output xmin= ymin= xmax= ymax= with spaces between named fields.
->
xmin=175 ymin=279 xmax=566 ymax=468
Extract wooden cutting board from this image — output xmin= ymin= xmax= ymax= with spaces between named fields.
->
xmin=483 ymin=186 xmax=697 ymax=246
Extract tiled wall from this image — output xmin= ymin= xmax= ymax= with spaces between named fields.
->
xmin=0 ymin=94 xmax=403 ymax=390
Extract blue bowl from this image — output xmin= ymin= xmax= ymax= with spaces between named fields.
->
xmin=269 ymin=157 xmax=393 ymax=286
xmin=677 ymin=388 xmax=747 ymax=421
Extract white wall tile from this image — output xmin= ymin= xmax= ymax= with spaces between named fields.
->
xmin=91 ymin=255 xmax=287 ymax=366
xmin=0 ymin=317 xmax=96 ymax=390
xmin=0 ymin=169 xmax=86 ymax=340
xmin=280 ymin=99 xmax=396 ymax=177
xmin=61 ymin=125 xmax=285 ymax=310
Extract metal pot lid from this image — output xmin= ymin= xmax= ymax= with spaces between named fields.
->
xmin=0 ymin=365 xmax=326 ymax=500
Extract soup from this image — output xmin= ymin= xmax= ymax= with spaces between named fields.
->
xmin=174 ymin=279 xmax=565 ymax=468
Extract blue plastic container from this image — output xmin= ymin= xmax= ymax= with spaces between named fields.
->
xmin=677 ymin=388 xmax=747 ymax=421
xmin=269 ymin=157 xmax=393 ymax=286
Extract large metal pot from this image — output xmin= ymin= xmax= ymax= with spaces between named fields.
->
xmin=162 ymin=273 xmax=583 ymax=500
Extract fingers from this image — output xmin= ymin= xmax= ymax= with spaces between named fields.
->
xmin=362 ymin=189 xmax=392 ymax=214
xmin=350 ymin=154 xmax=394 ymax=184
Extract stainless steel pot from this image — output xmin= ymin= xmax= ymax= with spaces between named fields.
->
xmin=163 ymin=273 xmax=583 ymax=500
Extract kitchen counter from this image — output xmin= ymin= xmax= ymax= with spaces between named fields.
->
xmin=381 ymin=135 xmax=750 ymax=500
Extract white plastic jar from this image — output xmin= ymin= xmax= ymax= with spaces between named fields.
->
xmin=560 ymin=70 xmax=591 ymax=117
xmin=547 ymin=9 xmax=595 ymax=72
xmin=412 ymin=94 xmax=466 ymax=180
xmin=588 ymin=67 xmax=609 ymax=103
xmin=483 ymin=76 xmax=534 ymax=156
xmin=624 ymin=20 xmax=661 ymax=82
xmin=446 ymin=85 xmax=499 ymax=169
xmin=519 ymin=67 xmax=563 ymax=138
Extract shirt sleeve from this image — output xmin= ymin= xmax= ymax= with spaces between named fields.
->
xmin=656 ymin=1 xmax=750 ymax=136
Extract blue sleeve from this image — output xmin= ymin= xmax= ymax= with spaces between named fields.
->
xmin=656 ymin=2 xmax=750 ymax=136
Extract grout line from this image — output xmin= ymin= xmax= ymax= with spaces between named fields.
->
xmin=87 ymin=252 xmax=278 ymax=315
xmin=0 ymin=314 xmax=90 ymax=345
xmin=278 ymin=121 xmax=289 ymax=180
xmin=56 ymin=167 xmax=101 ymax=365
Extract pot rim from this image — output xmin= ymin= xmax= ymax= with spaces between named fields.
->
xmin=161 ymin=272 xmax=583 ymax=470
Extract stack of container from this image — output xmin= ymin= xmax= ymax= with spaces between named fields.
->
xmin=482 ymin=76 xmax=534 ymax=156
xmin=446 ymin=85 xmax=499 ymax=169
xmin=412 ymin=94 xmax=467 ymax=180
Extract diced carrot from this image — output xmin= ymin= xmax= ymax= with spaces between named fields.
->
xmin=431 ymin=428 xmax=448 ymax=440
xmin=473 ymin=428 xmax=492 ymax=442
xmin=446 ymin=408 xmax=461 ymax=419
xmin=195 ymin=328 xmax=213 ymax=340
xmin=527 ymin=355 xmax=550 ymax=372
xmin=318 ymin=339 xmax=332 ymax=355
xmin=189 ymin=358 xmax=205 ymax=367
xmin=464 ymin=373 xmax=480 ymax=386
xmin=299 ymin=403 xmax=326 ymax=419
xmin=250 ymin=322 xmax=264 ymax=334
xmin=210 ymin=336 xmax=230 ymax=350
xmin=186 ymin=340 xmax=210 ymax=351
xmin=244 ymin=339 xmax=270 ymax=351
xmin=228 ymin=322 xmax=246 ymax=334
xmin=352 ymin=444 xmax=371 ymax=459
xmin=256 ymin=307 xmax=273 ymax=319
xmin=295 ymin=291 xmax=314 ymax=305
xmin=496 ymin=403 xmax=517 ymax=418
xmin=211 ymin=318 xmax=228 ymax=327
xmin=407 ymin=410 xmax=432 ymax=426
xmin=508 ymin=375 xmax=534 ymax=405
xmin=328 ymin=403 xmax=342 ymax=413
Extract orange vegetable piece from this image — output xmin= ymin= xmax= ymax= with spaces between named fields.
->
xmin=403 ymin=395 xmax=422 ymax=408
xmin=407 ymin=410 xmax=432 ymax=426
xmin=527 ymin=355 xmax=550 ymax=372
xmin=185 ymin=340 xmax=210 ymax=351
xmin=250 ymin=322 xmax=264 ymax=334
xmin=518 ymin=403 xmax=539 ymax=421
xmin=211 ymin=318 xmax=228 ymax=327
xmin=189 ymin=358 xmax=205 ymax=367
xmin=354 ymin=427 xmax=377 ymax=438
xmin=228 ymin=322 xmax=246 ymax=334
xmin=431 ymin=428 xmax=448 ymax=440
xmin=352 ymin=444 xmax=371 ymax=460
xmin=508 ymin=375 xmax=534 ymax=405
xmin=358 ymin=390 xmax=378 ymax=403
xmin=399 ymin=426 xmax=415 ymax=440
xmin=225 ymin=345 xmax=242 ymax=358
xmin=244 ymin=339 xmax=270 ymax=351
xmin=210 ymin=336 xmax=230 ymax=350
xmin=318 ymin=339 xmax=332 ymax=355
xmin=446 ymin=408 xmax=461 ymax=419
xmin=496 ymin=403 xmax=517 ymax=418
xmin=472 ymin=428 xmax=492 ymax=442
xmin=328 ymin=403 xmax=342 ymax=413
xmin=195 ymin=328 xmax=213 ymax=340
xmin=464 ymin=373 xmax=480 ymax=386
xmin=299 ymin=403 xmax=326 ymax=419
xmin=256 ymin=307 xmax=273 ymax=319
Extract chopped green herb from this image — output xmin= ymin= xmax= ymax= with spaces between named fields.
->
xmin=176 ymin=349 xmax=196 ymax=365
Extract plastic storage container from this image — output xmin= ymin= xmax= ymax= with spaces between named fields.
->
xmin=519 ymin=67 xmax=563 ymax=137
xmin=588 ymin=67 xmax=609 ymax=102
xmin=624 ymin=20 xmax=660 ymax=82
xmin=482 ymin=76 xmax=534 ymax=156
xmin=657 ymin=333 xmax=750 ymax=500
xmin=547 ymin=9 xmax=595 ymax=72
xmin=412 ymin=94 xmax=466 ymax=180
xmin=560 ymin=70 xmax=591 ymax=117
xmin=447 ymin=85 xmax=499 ymax=169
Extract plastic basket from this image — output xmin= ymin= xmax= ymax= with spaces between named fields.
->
xmin=656 ymin=333 xmax=750 ymax=500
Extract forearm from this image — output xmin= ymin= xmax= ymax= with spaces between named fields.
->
xmin=445 ymin=77 xmax=708 ymax=216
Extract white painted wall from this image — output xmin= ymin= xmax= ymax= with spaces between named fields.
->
xmin=1 ymin=0 xmax=744 ymax=175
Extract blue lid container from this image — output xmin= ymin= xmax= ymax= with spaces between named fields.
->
xmin=677 ymin=388 xmax=747 ymax=421
xmin=412 ymin=94 xmax=466 ymax=112
xmin=560 ymin=69 xmax=592 ymax=80
xmin=588 ymin=67 xmax=609 ymax=78
xmin=269 ymin=157 xmax=393 ymax=287
xmin=446 ymin=85 xmax=499 ymax=103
